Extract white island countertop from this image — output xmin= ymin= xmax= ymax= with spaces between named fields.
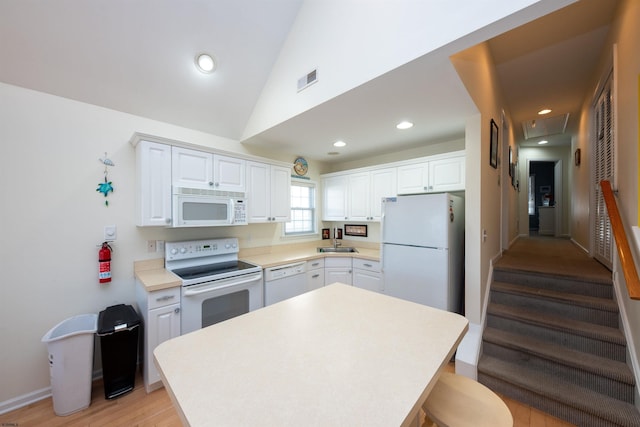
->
xmin=154 ymin=283 xmax=469 ymax=427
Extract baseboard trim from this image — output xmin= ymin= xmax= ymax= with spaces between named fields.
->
xmin=0 ymin=368 xmax=105 ymax=415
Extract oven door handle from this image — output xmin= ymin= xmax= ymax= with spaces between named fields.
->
xmin=183 ymin=273 xmax=263 ymax=297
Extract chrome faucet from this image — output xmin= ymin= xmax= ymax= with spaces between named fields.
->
xmin=332 ymin=227 xmax=342 ymax=249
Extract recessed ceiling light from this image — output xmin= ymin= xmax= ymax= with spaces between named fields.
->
xmin=396 ymin=121 xmax=414 ymax=130
xmin=333 ymin=140 xmax=346 ymax=147
xmin=538 ymin=140 xmax=549 ymax=145
xmin=327 ymin=152 xmax=340 ymax=155
xmin=195 ymin=53 xmax=216 ymax=73
xmin=538 ymin=109 xmax=552 ymax=115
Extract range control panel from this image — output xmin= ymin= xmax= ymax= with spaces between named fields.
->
xmin=165 ymin=238 xmax=239 ymax=261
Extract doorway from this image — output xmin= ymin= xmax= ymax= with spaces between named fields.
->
xmin=528 ymin=160 xmax=562 ymax=236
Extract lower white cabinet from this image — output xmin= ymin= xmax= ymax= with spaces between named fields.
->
xmin=306 ymin=259 xmax=325 ymax=291
xmin=352 ymin=258 xmax=383 ymax=293
xmin=135 ymin=283 xmax=181 ymax=393
xmin=324 ymin=257 xmax=352 ymax=285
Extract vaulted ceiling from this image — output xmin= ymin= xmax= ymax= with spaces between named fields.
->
xmin=0 ymin=0 xmax=619 ymax=161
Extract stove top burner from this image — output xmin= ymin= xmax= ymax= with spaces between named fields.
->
xmin=172 ymin=260 xmax=258 ymax=281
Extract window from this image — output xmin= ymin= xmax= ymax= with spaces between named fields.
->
xmin=285 ymin=181 xmax=316 ymax=235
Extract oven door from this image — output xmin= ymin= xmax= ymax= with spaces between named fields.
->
xmin=180 ymin=272 xmax=263 ymax=335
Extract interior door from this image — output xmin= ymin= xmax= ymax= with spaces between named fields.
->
xmin=593 ymin=74 xmax=614 ymax=269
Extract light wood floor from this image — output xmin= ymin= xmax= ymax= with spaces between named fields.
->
xmin=2 ymin=365 xmax=575 ymax=426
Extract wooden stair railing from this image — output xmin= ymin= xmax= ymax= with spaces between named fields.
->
xmin=600 ymin=180 xmax=640 ymax=299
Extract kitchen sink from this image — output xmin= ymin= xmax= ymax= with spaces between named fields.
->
xmin=317 ymin=247 xmax=358 ymax=253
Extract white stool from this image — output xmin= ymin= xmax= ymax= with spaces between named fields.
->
xmin=423 ymin=372 xmax=513 ymax=427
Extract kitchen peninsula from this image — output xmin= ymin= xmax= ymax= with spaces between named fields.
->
xmin=154 ymin=283 xmax=469 ymax=426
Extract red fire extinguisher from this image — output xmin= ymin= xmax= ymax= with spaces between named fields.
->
xmin=99 ymin=242 xmax=113 ymax=283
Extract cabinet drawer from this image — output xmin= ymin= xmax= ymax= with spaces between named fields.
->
xmin=324 ymin=257 xmax=352 ymax=268
xmin=352 ymin=258 xmax=380 ymax=272
xmin=148 ymin=287 xmax=181 ymax=310
xmin=306 ymin=258 xmax=325 ymax=270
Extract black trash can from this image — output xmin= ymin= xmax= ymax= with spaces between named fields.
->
xmin=97 ymin=304 xmax=140 ymax=399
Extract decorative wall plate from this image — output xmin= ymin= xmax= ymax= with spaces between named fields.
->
xmin=293 ymin=157 xmax=308 ymax=176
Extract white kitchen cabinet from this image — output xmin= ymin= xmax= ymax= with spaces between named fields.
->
xmin=135 ymin=140 xmax=172 ymax=226
xmin=324 ymin=257 xmax=352 ymax=285
xmin=322 ymin=175 xmax=348 ymax=221
xmin=347 ymin=173 xmax=370 ymax=221
xmin=246 ymin=161 xmax=291 ymax=223
xmin=213 ymin=154 xmax=246 ymax=193
xmin=306 ymin=258 xmax=325 ymax=291
xmin=324 ymin=168 xmax=396 ymax=222
xmin=397 ymin=154 xmax=465 ymax=194
xmin=397 ymin=162 xmax=430 ymax=194
xmin=370 ymin=168 xmax=397 ymax=220
xmin=135 ymin=283 xmax=181 ymax=393
xmin=172 ymin=146 xmax=245 ymax=192
xmin=352 ymin=258 xmax=383 ymax=293
xmin=429 ymin=155 xmax=465 ymax=193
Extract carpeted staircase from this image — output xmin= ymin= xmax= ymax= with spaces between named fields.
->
xmin=478 ymin=238 xmax=640 ymax=426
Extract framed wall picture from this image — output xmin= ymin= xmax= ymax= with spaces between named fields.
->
xmin=344 ymin=224 xmax=368 ymax=237
xmin=322 ymin=228 xmax=330 ymax=240
xmin=490 ymin=118 xmax=499 ymax=169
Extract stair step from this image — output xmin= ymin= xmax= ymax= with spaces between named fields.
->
xmin=483 ymin=327 xmax=635 ymax=401
xmin=487 ymin=303 xmax=626 ymax=361
xmin=479 ymin=355 xmax=640 ymax=427
xmin=493 ymin=267 xmax=613 ymax=298
xmin=491 ymin=281 xmax=619 ymax=327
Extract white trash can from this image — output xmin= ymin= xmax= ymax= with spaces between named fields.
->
xmin=42 ymin=313 xmax=97 ymax=416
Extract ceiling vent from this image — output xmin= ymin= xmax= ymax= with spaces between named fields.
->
xmin=522 ymin=113 xmax=569 ymax=139
xmin=297 ymin=69 xmax=318 ymax=92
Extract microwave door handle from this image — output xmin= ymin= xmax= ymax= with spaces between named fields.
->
xmin=229 ymin=199 xmax=235 ymax=224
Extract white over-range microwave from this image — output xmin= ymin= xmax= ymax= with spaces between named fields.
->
xmin=172 ymin=187 xmax=248 ymax=227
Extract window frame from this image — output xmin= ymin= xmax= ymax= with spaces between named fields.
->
xmin=284 ymin=179 xmax=317 ymax=237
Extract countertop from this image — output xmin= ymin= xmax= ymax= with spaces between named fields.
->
xmin=154 ymin=283 xmax=469 ymax=427
xmin=135 ymin=243 xmax=380 ymax=292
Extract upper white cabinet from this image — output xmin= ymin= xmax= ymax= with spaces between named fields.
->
xmin=246 ymin=161 xmax=291 ymax=223
xmin=369 ymin=168 xmax=397 ymax=220
xmin=397 ymin=153 xmax=465 ymax=195
xmin=322 ymin=175 xmax=348 ymax=221
xmin=345 ymin=168 xmax=397 ymax=222
xmin=135 ymin=141 xmax=172 ymax=226
xmin=428 ymin=155 xmax=465 ymax=193
xmin=172 ymin=146 xmax=245 ymax=193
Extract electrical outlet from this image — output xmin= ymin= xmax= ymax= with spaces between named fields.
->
xmin=156 ymin=240 xmax=165 ymax=253
xmin=147 ymin=240 xmax=156 ymax=252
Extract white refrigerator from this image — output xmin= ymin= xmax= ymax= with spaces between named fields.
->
xmin=381 ymin=193 xmax=464 ymax=313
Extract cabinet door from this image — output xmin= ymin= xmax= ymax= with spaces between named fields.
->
xmin=325 ymin=268 xmax=352 ymax=286
xmin=270 ymin=164 xmax=291 ymax=222
xmin=429 ymin=156 xmax=465 ymax=192
xmin=213 ymin=154 xmax=245 ymax=192
xmin=397 ymin=163 xmax=429 ymax=194
xmin=353 ymin=269 xmax=383 ymax=293
xmin=172 ymin=146 xmax=213 ymax=189
xmin=322 ymin=175 xmax=348 ymax=220
xmin=347 ymin=172 xmax=370 ymax=221
xmin=246 ymin=161 xmax=270 ymax=223
xmin=370 ymin=168 xmax=397 ymax=220
xmin=136 ymin=141 xmax=172 ymax=226
xmin=307 ymin=268 xmax=325 ymax=291
xmin=147 ymin=303 xmax=180 ymax=388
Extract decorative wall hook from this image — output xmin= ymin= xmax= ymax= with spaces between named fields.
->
xmin=96 ymin=152 xmax=115 ymax=206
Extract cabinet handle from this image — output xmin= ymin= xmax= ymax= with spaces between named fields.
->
xmin=311 ymin=262 xmax=320 ymax=267
xmin=209 ymin=181 xmax=214 ymax=186
xmin=174 ymin=308 xmax=180 ymax=314
xmin=363 ymin=263 xmax=372 ymax=268
xmin=156 ymin=295 xmax=175 ymax=302
xmin=312 ymin=274 xmax=320 ymax=278
xmin=165 ymin=218 xmax=172 ymax=224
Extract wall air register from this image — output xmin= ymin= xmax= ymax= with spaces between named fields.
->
xmin=297 ymin=68 xmax=318 ymax=92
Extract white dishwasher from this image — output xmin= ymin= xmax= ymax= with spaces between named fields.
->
xmin=264 ymin=261 xmax=307 ymax=306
